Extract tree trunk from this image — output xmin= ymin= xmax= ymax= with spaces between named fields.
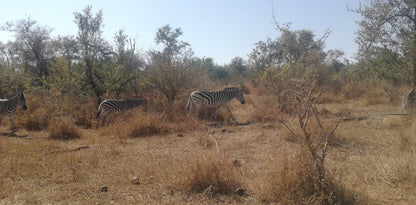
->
xmin=85 ymin=58 xmax=102 ymax=98
xmin=413 ymin=5 xmax=416 ymax=86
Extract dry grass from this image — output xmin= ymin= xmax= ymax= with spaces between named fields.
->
xmin=1 ymin=85 xmax=416 ymax=204
xmin=17 ymin=95 xmax=50 ymax=130
xmin=98 ymin=109 xmax=202 ymax=142
xmin=15 ymin=94 xmax=97 ymax=130
xmin=260 ymin=145 xmax=356 ymax=204
xmin=173 ymin=150 xmax=242 ymax=196
xmin=48 ymin=117 xmax=82 ymax=140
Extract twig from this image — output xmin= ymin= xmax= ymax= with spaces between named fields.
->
xmin=279 ymin=120 xmax=299 ymax=138
xmin=44 ymin=146 xmax=90 ymax=156
xmin=207 ymin=133 xmax=220 ymax=154
xmin=369 ymin=113 xmax=407 ymax=116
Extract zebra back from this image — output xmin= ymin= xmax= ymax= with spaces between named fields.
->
xmin=98 ymin=97 xmax=148 ymax=114
xmin=189 ymin=87 xmax=245 ymax=107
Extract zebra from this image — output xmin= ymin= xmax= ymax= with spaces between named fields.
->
xmin=96 ymin=97 xmax=148 ymax=128
xmin=0 ymin=92 xmax=28 ymax=132
xmin=187 ymin=87 xmax=245 ymax=120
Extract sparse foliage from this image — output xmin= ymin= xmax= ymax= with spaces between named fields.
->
xmin=74 ymin=5 xmax=109 ymax=98
xmin=3 ymin=18 xmax=52 ymax=82
xmin=145 ymin=24 xmax=199 ymax=112
xmin=352 ymin=0 xmax=416 ymax=85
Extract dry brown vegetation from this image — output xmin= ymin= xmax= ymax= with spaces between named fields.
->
xmin=1 ymin=84 xmax=416 ymax=204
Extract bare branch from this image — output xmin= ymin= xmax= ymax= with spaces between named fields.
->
xmin=279 ymin=119 xmax=299 ymax=138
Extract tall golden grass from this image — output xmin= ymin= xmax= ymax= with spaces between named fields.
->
xmin=260 ymin=147 xmax=356 ymax=204
xmin=48 ymin=117 xmax=82 ymax=140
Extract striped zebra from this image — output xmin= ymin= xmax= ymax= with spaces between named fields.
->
xmin=187 ymin=87 xmax=245 ymax=119
xmin=0 ymin=92 xmax=28 ymax=131
xmin=96 ymin=97 xmax=148 ymax=128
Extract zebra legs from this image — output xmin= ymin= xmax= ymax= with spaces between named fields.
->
xmin=0 ymin=112 xmax=16 ymax=131
xmin=213 ymin=104 xmax=234 ymax=120
xmin=96 ymin=112 xmax=104 ymax=128
xmin=187 ymin=99 xmax=200 ymax=118
xmin=9 ymin=113 xmax=16 ymax=132
xmin=96 ymin=112 xmax=112 ymax=128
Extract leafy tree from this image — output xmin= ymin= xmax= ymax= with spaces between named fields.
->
xmin=101 ymin=30 xmax=144 ymax=97
xmin=0 ymin=41 xmax=15 ymax=67
xmin=248 ymin=38 xmax=281 ymax=72
xmin=249 ymin=28 xmax=326 ymax=72
xmin=352 ymin=0 xmax=416 ymax=85
xmin=53 ymin=35 xmax=79 ymax=66
xmin=43 ymin=57 xmax=83 ymax=98
xmin=225 ymin=57 xmax=247 ymax=82
xmin=228 ymin=57 xmax=246 ymax=74
xmin=325 ymin=49 xmax=346 ymax=73
xmin=145 ymin=24 xmax=197 ymax=111
xmin=74 ymin=5 xmax=112 ymax=98
xmin=3 ymin=18 xmax=52 ymax=81
xmin=154 ymin=24 xmax=190 ymax=62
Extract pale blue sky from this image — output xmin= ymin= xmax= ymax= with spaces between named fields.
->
xmin=0 ymin=0 xmax=361 ymax=65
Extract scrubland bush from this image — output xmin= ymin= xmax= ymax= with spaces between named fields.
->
xmin=261 ymin=148 xmax=354 ymax=204
xmin=251 ymin=95 xmax=285 ymax=123
xmin=16 ymin=93 xmax=96 ymax=130
xmin=48 ymin=117 xmax=82 ymax=140
xmin=259 ymin=67 xmax=299 ymax=114
xmin=17 ymin=95 xmax=50 ymax=130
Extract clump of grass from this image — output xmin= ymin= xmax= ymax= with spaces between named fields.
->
xmin=48 ymin=117 xmax=81 ymax=140
xmin=261 ymin=148 xmax=355 ymax=204
xmin=20 ymin=107 xmax=50 ymax=130
xmin=174 ymin=151 xmax=242 ymax=196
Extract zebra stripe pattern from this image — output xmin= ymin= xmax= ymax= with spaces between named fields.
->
xmin=96 ymin=97 xmax=148 ymax=128
xmin=187 ymin=87 xmax=245 ymax=119
xmin=0 ymin=92 xmax=28 ymax=131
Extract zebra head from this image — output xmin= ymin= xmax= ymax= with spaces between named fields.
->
xmin=17 ymin=92 xmax=27 ymax=110
xmin=224 ymin=87 xmax=245 ymax=105
xmin=236 ymin=88 xmax=245 ymax=105
xmin=141 ymin=98 xmax=149 ymax=111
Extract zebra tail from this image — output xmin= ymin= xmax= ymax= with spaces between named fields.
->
xmin=96 ymin=106 xmax=102 ymax=119
xmin=186 ymin=95 xmax=192 ymax=112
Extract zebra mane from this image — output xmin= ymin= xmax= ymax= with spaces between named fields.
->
xmin=222 ymin=87 xmax=240 ymax=92
xmin=9 ymin=93 xmax=24 ymax=100
xmin=126 ymin=97 xmax=147 ymax=102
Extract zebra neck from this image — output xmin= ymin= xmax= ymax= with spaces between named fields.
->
xmin=221 ymin=91 xmax=235 ymax=100
xmin=126 ymin=99 xmax=144 ymax=107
